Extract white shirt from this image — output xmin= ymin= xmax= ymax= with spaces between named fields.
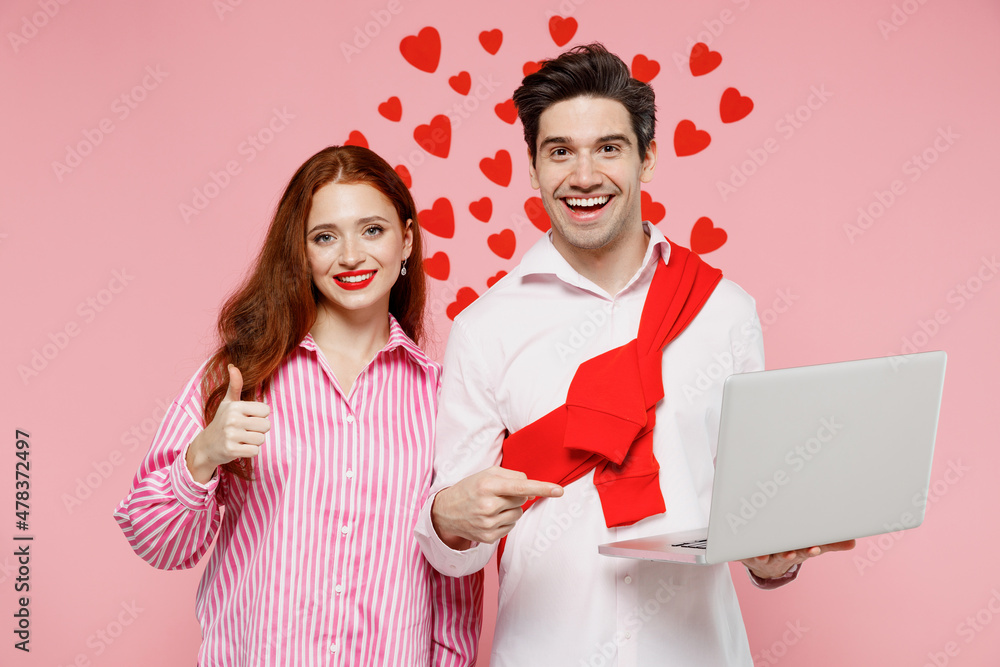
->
xmin=415 ymin=223 xmax=764 ymax=666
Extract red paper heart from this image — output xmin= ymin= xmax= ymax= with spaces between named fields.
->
xmin=488 ymin=229 xmax=516 ymax=259
xmin=377 ymin=97 xmax=402 ymax=122
xmin=523 ymin=61 xmax=541 ymax=77
xmin=631 ymin=54 xmax=660 ymax=83
xmin=423 ymin=251 xmax=450 ymax=280
xmin=673 ymin=120 xmax=711 ymax=157
xmin=449 ymin=71 xmax=471 ymax=95
xmin=487 ymin=271 xmax=507 ymax=288
xmin=400 ymin=27 xmax=441 ymax=73
xmin=345 ymin=130 xmax=368 ymax=149
xmin=394 ymin=164 xmax=412 ymax=188
xmin=689 ymin=42 xmax=722 ymax=76
xmin=524 ymin=197 xmax=549 ymax=232
xmin=720 ymin=87 xmax=754 ymax=123
xmin=419 ymin=198 xmax=455 ymax=238
xmin=479 ymin=29 xmax=502 ymax=54
xmin=469 ymin=197 xmax=492 ymax=222
xmin=690 ymin=217 xmax=727 ymax=254
xmin=641 ymin=191 xmax=665 ymax=224
xmin=549 ymin=16 xmax=577 ymax=46
xmin=447 ymin=287 xmax=479 ymax=320
xmin=495 ymin=99 xmax=517 ymax=124
xmin=414 ymin=115 xmax=451 ymax=158
xmin=480 ymin=150 xmax=512 ymax=186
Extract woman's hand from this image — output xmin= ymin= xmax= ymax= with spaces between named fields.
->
xmin=186 ymin=364 xmax=271 ymax=483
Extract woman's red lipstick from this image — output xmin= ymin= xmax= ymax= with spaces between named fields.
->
xmin=334 ymin=270 xmax=376 ymax=290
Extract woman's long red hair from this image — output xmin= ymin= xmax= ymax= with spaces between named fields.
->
xmin=200 ymin=145 xmax=428 ymax=480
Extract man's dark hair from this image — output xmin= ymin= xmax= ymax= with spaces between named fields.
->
xmin=512 ymin=43 xmax=656 ymax=165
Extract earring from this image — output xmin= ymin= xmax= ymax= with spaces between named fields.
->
xmin=400 ymin=260 xmax=407 ymax=276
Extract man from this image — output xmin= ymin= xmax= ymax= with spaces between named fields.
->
xmin=415 ymin=44 xmax=852 ymax=666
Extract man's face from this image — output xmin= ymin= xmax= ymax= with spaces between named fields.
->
xmin=528 ymin=96 xmax=656 ymax=258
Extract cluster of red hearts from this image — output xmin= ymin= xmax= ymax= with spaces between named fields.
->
xmin=343 ymin=17 xmax=752 ymax=320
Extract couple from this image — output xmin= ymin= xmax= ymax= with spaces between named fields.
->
xmin=115 ymin=44 xmax=851 ymax=666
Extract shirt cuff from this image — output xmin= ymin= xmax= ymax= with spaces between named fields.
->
xmin=169 ymin=442 xmax=220 ymax=511
xmin=414 ymin=489 xmax=494 ymax=577
xmin=747 ymin=562 xmax=800 ymax=590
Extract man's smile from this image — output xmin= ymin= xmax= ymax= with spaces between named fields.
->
xmin=563 ymin=194 xmax=612 ymax=212
xmin=560 ymin=194 xmax=615 ymax=222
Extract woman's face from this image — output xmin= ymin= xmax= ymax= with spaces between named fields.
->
xmin=305 ymin=181 xmax=412 ymax=323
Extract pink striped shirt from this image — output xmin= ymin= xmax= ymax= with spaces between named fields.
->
xmin=114 ymin=317 xmax=483 ymax=666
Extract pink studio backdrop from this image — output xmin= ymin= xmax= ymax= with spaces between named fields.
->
xmin=2 ymin=0 xmax=998 ymax=665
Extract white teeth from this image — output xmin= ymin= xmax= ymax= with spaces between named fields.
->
xmin=337 ymin=271 xmax=375 ymax=283
xmin=565 ymin=195 xmax=610 ymax=207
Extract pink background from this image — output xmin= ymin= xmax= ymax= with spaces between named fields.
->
xmin=2 ymin=0 xmax=998 ymax=665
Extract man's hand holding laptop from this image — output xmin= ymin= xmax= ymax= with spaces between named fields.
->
xmin=741 ymin=540 xmax=857 ymax=580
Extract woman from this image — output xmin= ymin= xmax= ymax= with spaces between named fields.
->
xmin=114 ymin=146 xmax=481 ymax=666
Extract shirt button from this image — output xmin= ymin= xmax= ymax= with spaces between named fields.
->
xmin=340 ymin=525 xmax=349 ymax=535
xmin=624 ymin=575 xmax=632 ymax=584
xmin=346 ymin=415 xmax=355 ymax=424
xmin=345 ymin=469 xmax=354 ymax=479
xmin=329 ymin=642 xmax=338 ymax=653
xmin=624 ymin=632 xmax=632 ymax=640
xmin=334 ymin=584 xmax=343 ymax=594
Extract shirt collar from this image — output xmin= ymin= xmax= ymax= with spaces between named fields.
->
xmin=298 ymin=314 xmax=437 ymax=372
xmin=518 ymin=221 xmax=672 ymax=296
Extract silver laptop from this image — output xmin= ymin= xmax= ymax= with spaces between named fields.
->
xmin=599 ymin=351 xmax=947 ymax=565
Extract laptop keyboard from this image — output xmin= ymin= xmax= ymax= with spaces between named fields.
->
xmin=673 ymin=539 xmax=707 ymax=549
